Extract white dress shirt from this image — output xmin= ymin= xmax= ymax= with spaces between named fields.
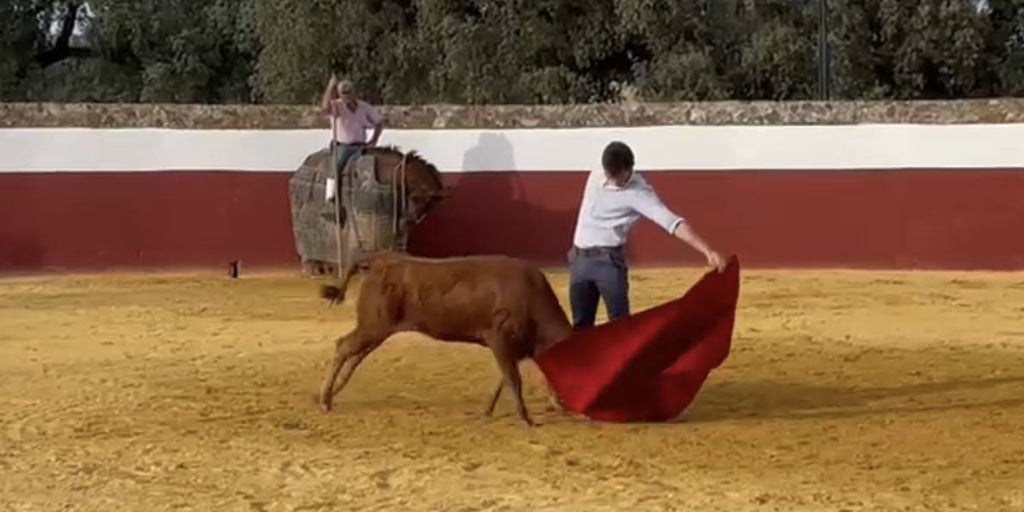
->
xmin=571 ymin=168 xmax=685 ymax=248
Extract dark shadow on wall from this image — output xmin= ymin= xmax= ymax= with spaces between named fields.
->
xmin=408 ymin=131 xmax=583 ymax=266
xmin=411 ymin=133 xmax=711 ymax=269
xmin=461 ymin=132 xmax=516 ymax=179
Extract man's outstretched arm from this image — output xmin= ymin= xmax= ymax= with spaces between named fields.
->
xmin=320 ymin=75 xmax=337 ymax=115
xmin=632 ymin=187 xmax=724 ymax=271
xmin=671 ymin=221 xmax=723 ymax=271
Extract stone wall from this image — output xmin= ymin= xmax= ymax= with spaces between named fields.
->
xmin=4 ymin=99 xmax=1024 ymax=129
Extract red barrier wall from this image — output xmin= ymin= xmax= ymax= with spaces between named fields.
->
xmin=2 ymin=169 xmax=1022 ymax=272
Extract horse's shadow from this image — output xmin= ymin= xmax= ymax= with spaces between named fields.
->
xmin=408 ymin=132 xmax=579 ymax=265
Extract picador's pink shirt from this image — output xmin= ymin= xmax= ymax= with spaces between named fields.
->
xmin=326 ymin=100 xmax=382 ymax=144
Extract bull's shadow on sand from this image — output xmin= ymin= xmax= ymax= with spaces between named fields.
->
xmin=407 ymin=132 xmax=579 ymax=264
xmin=677 ymin=339 xmax=1024 ymax=425
xmin=684 ymin=374 xmax=1024 ymax=424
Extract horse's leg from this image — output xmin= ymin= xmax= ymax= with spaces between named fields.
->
xmin=322 ymin=261 xmax=337 ymax=277
xmin=302 ymin=259 xmax=321 ymax=277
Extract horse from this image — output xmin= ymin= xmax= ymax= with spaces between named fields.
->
xmin=296 ymin=145 xmax=450 ymax=277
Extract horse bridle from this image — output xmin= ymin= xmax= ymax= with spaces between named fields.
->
xmin=388 ymin=153 xmax=448 ymax=226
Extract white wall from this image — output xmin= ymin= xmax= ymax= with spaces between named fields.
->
xmin=3 ymin=124 xmax=1024 ymax=173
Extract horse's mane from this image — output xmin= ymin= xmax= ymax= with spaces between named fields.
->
xmin=365 ymin=145 xmax=444 ymax=190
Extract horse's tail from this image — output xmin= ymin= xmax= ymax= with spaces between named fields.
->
xmin=318 ymin=252 xmax=387 ymax=306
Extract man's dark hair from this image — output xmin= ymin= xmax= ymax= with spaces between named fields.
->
xmin=601 ymin=141 xmax=635 ymax=176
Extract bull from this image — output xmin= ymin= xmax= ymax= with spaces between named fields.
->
xmin=317 ymin=251 xmax=573 ymax=426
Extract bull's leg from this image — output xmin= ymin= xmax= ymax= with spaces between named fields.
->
xmin=319 ymin=334 xmax=353 ymax=411
xmin=484 ymin=379 xmax=504 ymax=417
xmin=488 ymin=344 xmax=534 ymax=426
xmin=319 ymin=330 xmax=384 ymax=412
xmin=486 ymin=371 xmax=562 ymax=415
xmin=330 ymin=349 xmax=371 ymax=400
xmin=539 ymin=374 xmax=567 ymax=411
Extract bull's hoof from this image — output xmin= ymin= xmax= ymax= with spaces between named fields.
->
xmin=547 ymin=394 xmax=566 ymax=411
xmin=518 ymin=412 xmax=536 ymax=427
xmin=319 ymin=399 xmax=333 ymax=413
xmin=482 ymin=403 xmax=497 ymax=417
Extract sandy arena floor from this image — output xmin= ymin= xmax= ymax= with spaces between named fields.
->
xmin=1 ymin=267 xmax=1023 ymax=512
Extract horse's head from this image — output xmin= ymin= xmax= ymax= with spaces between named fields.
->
xmin=365 ymin=146 xmax=450 ymax=225
xmin=402 ymin=154 xmax=451 ymax=224
xmin=412 ymin=186 xmax=452 ymax=222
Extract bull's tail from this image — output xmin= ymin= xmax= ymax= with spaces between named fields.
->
xmin=318 ymin=252 xmax=387 ymax=306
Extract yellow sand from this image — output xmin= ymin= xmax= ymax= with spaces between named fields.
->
xmin=1 ymin=268 xmax=1023 ymax=512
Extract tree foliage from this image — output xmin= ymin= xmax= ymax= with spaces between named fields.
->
xmin=1 ymin=0 xmax=1022 ymax=104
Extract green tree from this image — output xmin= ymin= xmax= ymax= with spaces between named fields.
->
xmin=1 ymin=0 xmax=254 ymax=103
xmin=982 ymin=0 xmax=1024 ymax=96
xmin=828 ymin=0 xmax=993 ymax=100
xmin=734 ymin=0 xmax=816 ymax=100
xmin=1 ymin=0 xmax=1022 ymax=104
xmin=616 ymin=0 xmax=732 ymax=100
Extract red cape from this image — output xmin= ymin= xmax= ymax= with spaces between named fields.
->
xmin=535 ymin=255 xmax=741 ymax=422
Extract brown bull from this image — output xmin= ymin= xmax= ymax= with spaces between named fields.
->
xmin=318 ymin=251 xmax=573 ymax=426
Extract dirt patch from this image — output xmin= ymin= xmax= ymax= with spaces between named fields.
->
xmin=1 ymin=268 xmax=1023 ymax=511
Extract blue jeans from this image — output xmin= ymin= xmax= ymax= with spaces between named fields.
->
xmin=333 ymin=143 xmax=364 ymax=174
xmin=568 ymin=246 xmax=629 ymax=329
